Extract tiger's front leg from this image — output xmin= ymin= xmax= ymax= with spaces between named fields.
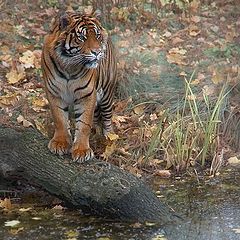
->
xmin=71 ymin=90 xmax=96 ymax=163
xmin=47 ymin=93 xmax=71 ymax=155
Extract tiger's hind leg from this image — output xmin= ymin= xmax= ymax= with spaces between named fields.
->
xmin=47 ymin=93 xmax=71 ymax=156
xmin=99 ymin=99 xmax=114 ymax=138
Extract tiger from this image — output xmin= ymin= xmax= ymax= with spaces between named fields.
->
xmin=41 ymin=10 xmax=117 ymax=163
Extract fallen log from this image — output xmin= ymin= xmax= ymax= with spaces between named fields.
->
xmin=0 ymin=123 xmax=180 ymax=224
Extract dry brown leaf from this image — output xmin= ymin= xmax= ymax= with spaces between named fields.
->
xmin=191 ymin=16 xmax=201 ymax=23
xmin=19 ymin=207 xmax=32 ymax=212
xmin=112 ymin=115 xmax=129 ymax=129
xmin=17 ymin=115 xmax=33 ymax=128
xmin=0 ymin=198 xmax=12 ymax=210
xmin=189 ymin=0 xmax=200 ymax=13
xmin=169 ymin=48 xmax=187 ymax=55
xmin=32 ymin=97 xmax=48 ymax=108
xmin=189 ymin=25 xmax=201 ymax=37
xmin=187 ymin=94 xmax=196 ymax=101
xmin=106 ymin=132 xmax=119 ymax=141
xmin=166 ymin=53 xmax=187 ymax=65
xmin=172 ymin=37 xmax=184 ymax=45
xmin=9 ymin=227 xmax=24 ymax=235
xmin=212 ymin=70 xmax=223 ymax=84
xmin=190 ymin=79 xmax=200 ymax=85
xmin=227 ymin=156 xmax=240 ymax=166
xmin=153 ymin=170 xmax=171 ymax=178
xmin=19 ymin=50 xmax=35 ymax=69
xmin=133 ymin=104 xmax=145 ymax=115
xmin=167 ymin=48 xmax=188 ymax=65
xmin=6 ymin=67 xmax=25 ymax=84
xmin=52 ymin=205 xmax=64 ymax=210
xmin=33 ymin=50 xmax=42 ymax=69
xmin=225 ymin=30 xmax=238 ymax=42
xmin=34 ymin=119 xmax=48 ymax=136
xmin=202 ymin=85 xmax=215 ymax=96
xmin=101 ymin=142 xmax=116 ymax=160
xmin=0 ymin=93 xmax=19 ymax=107
xmin=117 ymin=40 xmax=130 ymax=48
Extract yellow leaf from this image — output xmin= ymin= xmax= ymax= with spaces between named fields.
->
xmin=32 ymin=97 xmax=48 ymax=108
xmin=0 ymin=93 xmax=19 ymax=107
xmin=19 ymin=207 xmax=32 ymax=212
xmin=212 ymin=70 xmax=223 ymax=84
xmin=133 ymin=104 xmax=145 ymax=115
xmin=169 ymin=47 xmax=187 ymax=55
xmin=189 ymin=25 xmax=201 ymax=36
xmin=101 ymin=142 xmax=116 ymax=160
xmin=6 ymin=68 xmax=25 ymax=84
xmin=228 ymin=156 xmax=240 ymax=166
xmin=9 ymin=227 xmax=24 ymax=235
xmin=19 ymin=50 xmax=35 ymax=69
xmin=166 ymin=52 xmax=188 ymax=66
xmin=187 ymin=94 xmax=196 ymax=101
xmin=65 ymin=230 xmax=79 ymax=238
xmin=106 ymin=132 xmax=119 ymax=141
xmin=0 ymin=198 xmax=12 ymax=210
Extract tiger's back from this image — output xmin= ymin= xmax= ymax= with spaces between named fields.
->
xmin=41 ymin=11 xmax=117 ymax=162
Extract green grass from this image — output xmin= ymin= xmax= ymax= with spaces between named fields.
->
xmin=144 ymin=74 xmax=230 ymax=171
xmin=205 ymin=43 xmax=240 ymax=59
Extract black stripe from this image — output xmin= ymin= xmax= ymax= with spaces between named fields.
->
xmin=75 ymin=112 xmax=83 ymax=119
xmin=49 ymin=55 xmax=67 ymax=79
xmin=47 ymin=80 xmax=59 ymax=96
xmin=42 ymin=54 xmax=60 ymax=95
xmin=74 ymin=76 xmax=92 ymax=93
xmin=74 ymin=87 xmax=95 ymax=103
xmin=72 ymin=67 xmax=88 ymax=79
xmin=43 ymin=54 xmax=54 ymax=79
xmin=58 ymin=106 xmax=69 ymax=112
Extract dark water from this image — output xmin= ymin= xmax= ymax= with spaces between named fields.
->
xmin=0 ymin=165 xmax=239 ymax=240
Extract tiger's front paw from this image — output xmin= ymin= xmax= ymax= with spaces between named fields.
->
xmin=71 ymin=146 xmax=94 ymax=163
xmin=48 ymin=137 xmax=71 ymax=156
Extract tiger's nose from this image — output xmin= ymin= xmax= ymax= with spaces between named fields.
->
xmin=91 ymin=49 xmax=101 ymax=56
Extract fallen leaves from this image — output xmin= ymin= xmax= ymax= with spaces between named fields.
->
xmin=189 ymin=25 xmax=201 ymax=37
xmin=17 ymin=115 xmax=33 ymax=128
xmin=0 ymin=198 xmax=12 ymax=210
xmin=0 ymin=93 xmax=20 ymax=107
xmin=166 ymin=47 xmax=188 ymax=65
xmin=4 ymin=220 xmax=20 ymax=227
xmin=19 ymin=50 xmax=35 ymax=69
xmin=6 ymin=66 xmax=25 ymax=84
xmin=227 ymin=156 xmax=240 ymax=166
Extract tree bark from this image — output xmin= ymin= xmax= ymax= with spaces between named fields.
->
xmin=0 ymin=123 xmax=180 ymax=224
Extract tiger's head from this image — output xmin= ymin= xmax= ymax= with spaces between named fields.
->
xmin=50 ymin=11 xmax=108 ymax=69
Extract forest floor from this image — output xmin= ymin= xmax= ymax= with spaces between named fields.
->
xmin=0 ymin=0 xmax=240 ymax=179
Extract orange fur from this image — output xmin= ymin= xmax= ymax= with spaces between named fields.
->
xmin=41 ymin=11 xmax=117 ymax=162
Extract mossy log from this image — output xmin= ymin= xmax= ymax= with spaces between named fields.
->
xmin=0 ymin=124 xmax=179 ymax=224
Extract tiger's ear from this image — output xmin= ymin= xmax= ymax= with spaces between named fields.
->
xmin=59 ymin=12 xmax=70 ymax=30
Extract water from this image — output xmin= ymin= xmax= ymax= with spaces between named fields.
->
xmin=0 ymin=165 xmax=239 ymax=240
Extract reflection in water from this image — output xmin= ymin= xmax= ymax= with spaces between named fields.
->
xmin=155 ymin=166 xmax=240 ymax=240
xmin=0 ymin=166 xmax=239 ymax=240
